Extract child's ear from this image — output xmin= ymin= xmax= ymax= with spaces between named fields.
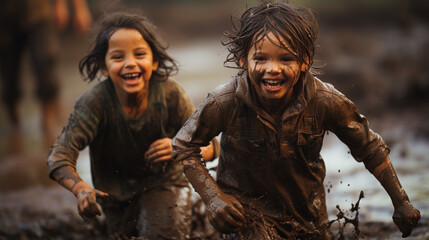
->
xmin=239 ymin=57 xmax=245 ymax=68
xmin=152 ymin=60 xmax=159 ymax=72
xmin=301 ymin=56 xmax=309 ymax=72
xmin=100 ymin=65 xmax=109 ymax=77
xmin=301 ymin=63 xmax=308 ymax=72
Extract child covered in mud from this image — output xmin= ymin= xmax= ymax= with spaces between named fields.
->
xmin=172 ymin=1 xmax=420 ymax=239
xmin=47 ymin=12 xmax=219 ymax=239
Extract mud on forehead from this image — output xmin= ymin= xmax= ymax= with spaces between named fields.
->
xmin=250 ymin=30 xmax=298 ymax=57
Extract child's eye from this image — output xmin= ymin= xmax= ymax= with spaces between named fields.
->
xmin=135 ymin=52 xmax=147 ymax=58
xmin=111 ymin=55 xmax=123 ymax=60
xmin=281 ymin=57 xmax=293 ymax=62
xmin=254 ymin=56 xmax=266 ymax=62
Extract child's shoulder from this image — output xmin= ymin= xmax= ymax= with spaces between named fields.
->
xmin=311 ymin=76 xmax=347 ymax=100
xmin=210 ymin=76 xmax=240 ymax=98
xmin=75 ymin=79 xmax=112 ymax=107
xmin=309 ymin=75 xmax=354 ymax=108
xmin=158 ymin=78 xmax=190 ymax=99
xmin=160 ymin=78 xmax=183 ymax=90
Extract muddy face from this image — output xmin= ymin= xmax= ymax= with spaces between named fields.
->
xmin=243 ymin=32 xmax=305 ymax=110
xmin=101 ymin=28 xmax=159 ymax=98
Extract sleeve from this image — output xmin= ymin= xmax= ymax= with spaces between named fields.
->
xmin=172 ymin=92 xmax=224 ymax=164
xmin=47 ymin=94 xmax=102 ymax=178
xmin=326 ymin=91 xmax=390 ymax=172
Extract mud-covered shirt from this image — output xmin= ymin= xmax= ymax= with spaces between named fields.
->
xmin=48 ymin=78 xmax=194 ymax=201
xmin=173 ymin=72 xmax=390 ymax=238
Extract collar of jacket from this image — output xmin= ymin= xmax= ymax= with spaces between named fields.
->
xmin=235 ymin=71 xmax=315 ymax=128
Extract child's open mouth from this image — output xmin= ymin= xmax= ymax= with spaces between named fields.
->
xmin=262 ymin=79 xmax=286 ymax=91
xmin=122 ymin=73 xmax=142 ymax=85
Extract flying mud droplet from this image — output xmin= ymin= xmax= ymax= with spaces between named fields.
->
xmin=328 ymin=191 xmax=365 ymax=240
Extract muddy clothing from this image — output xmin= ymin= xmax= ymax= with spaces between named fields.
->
xmin=102 ymin=184 xmax=192 ymax=238
xmin=47 ymin=78 xmax=195 ymax=238
xmin=173 ymin=72 xmax=390 ymax=239
xmin=0 ymin=0 xmax=59 ymax=105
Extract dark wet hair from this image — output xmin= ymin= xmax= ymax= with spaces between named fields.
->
xmin=79 ymin=12 xmax=178 ymax=82
xmin=223 ymin=0 xmax=319 ymax=74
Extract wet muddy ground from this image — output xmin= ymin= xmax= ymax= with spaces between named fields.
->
xmin=1 ymin=1 xmax=429 ymax=239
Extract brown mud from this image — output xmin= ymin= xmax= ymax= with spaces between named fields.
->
xmin=328 ymin=191 xmax=365 ymax=240
xmin=1 ymin=1 xmax=429 ymax=239
xmin=1 ymin=185 xmax=428 ymax=239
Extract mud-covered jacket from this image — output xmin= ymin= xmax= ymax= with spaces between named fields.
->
xmin=173 ymin=72 xmax=389 ymax=237
xmin=47 ymin=78 xmax=195 ymax=201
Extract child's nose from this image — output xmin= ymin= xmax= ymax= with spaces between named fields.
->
xmin=266 ymin=61 xmax=281 ymax=74
xmin=124 ymin=56 xmax=137 ymax=68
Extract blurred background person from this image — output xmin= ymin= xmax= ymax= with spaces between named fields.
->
xmin=0 ymin=0 xmax=92 ymax=151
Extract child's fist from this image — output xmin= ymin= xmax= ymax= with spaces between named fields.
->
xmin=392 ymin=202 xmax=420 ymax=238
xmin=206 ymin=192 xmax=245 ymax=233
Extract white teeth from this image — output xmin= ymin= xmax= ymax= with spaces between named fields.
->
xmin=266 ymin=80 xmax=280 ymax=84
xmin=123 ymin=73 xmax=140 ymax=79
xmin=263 ymin=79 xmax=284 ymax=87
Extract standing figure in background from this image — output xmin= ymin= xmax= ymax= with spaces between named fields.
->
xmin=47 ymin=12 xmax=219 ymax=239
xmin=53 ymin=0 xmax=92 ymax=35
xmin=0 ymin=0 xmax=92 ymax=148
xmin=173 ymin=1 xmax=420 ymax=239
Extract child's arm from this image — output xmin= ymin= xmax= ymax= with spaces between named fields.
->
xmin=173 ymin=93 xmax=245 ymax=233
xmin=370 ymin=157 xmax=420 ymax=237
xmin=182 ymin=158 xmax=245 ymax=233
xmin=201 ymin=138 xmax=220 ymax=161
xmin=162 ymin=80 xmax=220 ymax=162
xmin=326 ymin=87 xmax=420 ymax=237
xmin=50 ymin=165 xmax=108 ymax=220
xmin=49 ymin=142 xmax=109 ymax=221
xmin=47 ymin=93 xmax=108 ymax=220
xmin=144 ymin=137 xmax=218 ymax=163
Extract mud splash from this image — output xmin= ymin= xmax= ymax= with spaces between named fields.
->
xmin=329 ymin=191 xmax=364 ymax=240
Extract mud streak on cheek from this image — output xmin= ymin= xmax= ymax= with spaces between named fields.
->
xmin=281 ymin=66 xmax=298 ymax=85
xmin=248 ymin=63 xmax=265 ymax=84
xmin=247 ymin=40 xmax=266 ymax=81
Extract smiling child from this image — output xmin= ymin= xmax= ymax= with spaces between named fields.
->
xmin=172 ymin=1 xmax=420 ymax=239
xmin=47 ymin=12 xmax=219 ymax=239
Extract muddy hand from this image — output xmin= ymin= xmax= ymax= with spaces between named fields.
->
xmin=207 ymin=192 xmax=245 ymax=233
xmin=393 ymin=202 xmax=421 ymax=238
xmin=144 ymin=138 xmax=173 ymax=164
xmin=76 ymin=187 xmax=109 ymax=221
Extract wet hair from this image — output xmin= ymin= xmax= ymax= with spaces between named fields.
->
xmin=79 ymin=12 xmax=178 ymax=82
xmin=223 ymin=0 xmax=319 ymax=75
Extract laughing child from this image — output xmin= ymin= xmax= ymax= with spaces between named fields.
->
xmin=172 ymin=1 xmax=420 ymax=239
xmin=47 ymin=12 xmax=219 ymax=239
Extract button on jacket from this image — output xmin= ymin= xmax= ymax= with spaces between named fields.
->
xmin=173 ymin=72 xmax=389 ymax=237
